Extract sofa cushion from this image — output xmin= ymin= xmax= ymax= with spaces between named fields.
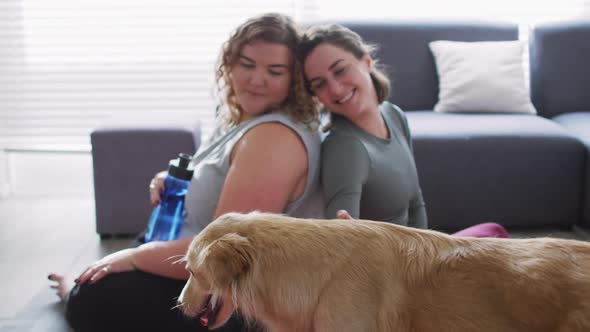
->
xmin=342 ymin=21 xmax=518 ymax=111
xmin=406 ymin=111 xmax=585 ymax=230
xmin=428 ymin=40 xmax=536 ymax=114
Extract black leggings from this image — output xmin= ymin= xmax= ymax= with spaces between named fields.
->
xmin=65 ymin=235 xmax=256 ymax=332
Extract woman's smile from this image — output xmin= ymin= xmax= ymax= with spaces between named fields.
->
xmin=335 ymin=89 xmax=355 ymax=104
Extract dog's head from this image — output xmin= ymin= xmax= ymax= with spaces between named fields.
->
xmin=178 ymin=219 xmax=254 ymax=329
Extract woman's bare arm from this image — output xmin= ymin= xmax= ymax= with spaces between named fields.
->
xmin=122 ymin=122 xmax=308 ymax=281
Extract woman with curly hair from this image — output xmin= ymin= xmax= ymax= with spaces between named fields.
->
xmin=49 ymin=13 xmax=322 ymax=332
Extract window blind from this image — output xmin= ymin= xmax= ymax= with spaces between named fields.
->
xmin=1 ymin=0 xmax=587 ymax=152
xmin=0 ymin=0 xmax=310 ymax=152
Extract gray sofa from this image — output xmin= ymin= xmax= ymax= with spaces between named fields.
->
xmin=90 ymin=20 xmax=590 ymax=237
xmin=344 ymin=20 xmax=589 ymax=232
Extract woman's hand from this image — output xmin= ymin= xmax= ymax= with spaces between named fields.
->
xmin=337 ymin=210 xmax=354 ymax=220
xmin=149 ymin=171 xmax=168 ymax=207
xmin=76 ymin=248 xmax=138 ymax=285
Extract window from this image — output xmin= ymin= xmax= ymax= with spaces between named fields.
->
xmin=1 ymin=0 xmax=587 ymax=152
xmin=0 ymin=0 xmax=310 ymax=152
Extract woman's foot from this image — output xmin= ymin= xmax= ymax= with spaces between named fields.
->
xmin=48 ymin=273 xmax=74 ymax=301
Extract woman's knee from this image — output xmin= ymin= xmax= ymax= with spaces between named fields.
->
xmin=64 ymin=271 xmax=154 ymax=331
xmin=64 ymin=282 xmax=104 ymax=331
xmin=65 ymin=271 xmax=204 ymax=332
xmin=482 ymin=222 xmax=510 ymax=238
xmin=453 ymin=222 xmax=510 ymax=238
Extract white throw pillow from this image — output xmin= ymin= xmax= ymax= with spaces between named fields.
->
xmin=429 ymin=40 xmax=536 ymax=114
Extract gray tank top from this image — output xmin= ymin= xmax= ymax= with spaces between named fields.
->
xmin=180 ymin=112 xmax=324 ymax=237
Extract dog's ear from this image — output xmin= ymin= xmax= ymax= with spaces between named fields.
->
xmin=198 ymin=233 xmax=253 ymax=289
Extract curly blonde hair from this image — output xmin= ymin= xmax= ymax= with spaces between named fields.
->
xmin=215 ymin=13 xmax=318 ymax=128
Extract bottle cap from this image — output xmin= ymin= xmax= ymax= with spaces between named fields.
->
xmin=168 ymin=153 xmax=194 ymax=180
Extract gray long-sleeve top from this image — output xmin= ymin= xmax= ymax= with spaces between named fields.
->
xmin=321 ymin=102 xmax=427 ymax=229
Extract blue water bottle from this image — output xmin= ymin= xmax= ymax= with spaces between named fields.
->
xmin=145 ymin=153 xmax=194 ymax=242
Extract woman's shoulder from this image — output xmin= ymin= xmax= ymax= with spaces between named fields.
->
xmin=237 ymin=113 xmax=320 ymax=155
xmin=246 ymin=113 xmax=318 ymax=135
xmin=324 ymin=114 xmax=366 ymax=144
xmin=380 ymin=102 xmax=407 ymax=121
xmin=322 ymin=124 xmax=367 ymax=156
xmin=380 ymin=101 xmax=411 ymax=134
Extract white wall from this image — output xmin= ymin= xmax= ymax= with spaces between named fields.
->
xmin=3 ymin=150 xmax=94 ymax=198
xmin=0 ymin=150 xmax=10 ymax=198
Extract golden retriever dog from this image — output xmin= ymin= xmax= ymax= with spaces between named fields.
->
xmin=178 ymin=211 xmax=590 ymax=332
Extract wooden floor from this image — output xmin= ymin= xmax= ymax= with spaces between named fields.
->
xmin=0 ymin=196 xmax=132 ymax=332
xmin=1 ymin=195 xmax=589 ymax=332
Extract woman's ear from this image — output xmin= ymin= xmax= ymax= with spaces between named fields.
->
xmin=362 ymin=53 xmax=373 ymax=71
xmin=198 ymin=233 xmax=253 ymax=290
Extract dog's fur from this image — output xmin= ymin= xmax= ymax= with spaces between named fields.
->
xmin=178 ymin=211 xmax=590 ymax=332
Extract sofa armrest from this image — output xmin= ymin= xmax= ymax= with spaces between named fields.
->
xmin=552 ymin=112 xmax=590 ymax=228
xmin=90 ymin=126 xmax=201 ymax=237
